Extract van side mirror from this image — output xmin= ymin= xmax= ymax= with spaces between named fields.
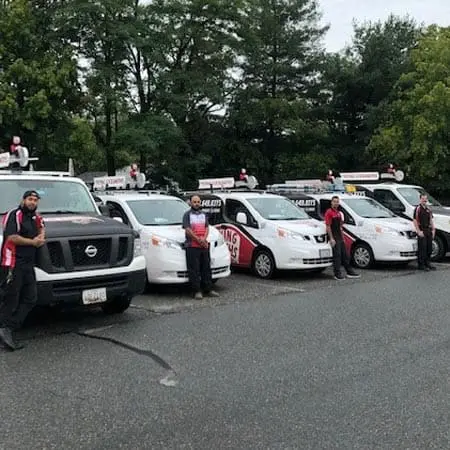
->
xmin=236 ymin=212 xmax=247 ymax=225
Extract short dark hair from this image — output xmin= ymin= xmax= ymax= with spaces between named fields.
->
xmin=190 ymin=194 xmax=201 ymax=201
xmin=331 ymin=195 xmax=339 ymax=201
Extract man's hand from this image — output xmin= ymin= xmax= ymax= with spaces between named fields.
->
xmin=432 ymin=229 xmax=436 ymax=238
xmin=418 ymin=231 xmax=424 ymax=238
xmin=199 ymin=239 xmax=209 ymax=248
xmin=330 ymin=238 xmax=336 ymax=247
xmin=33 ymin=236 xmax=46 ymax=248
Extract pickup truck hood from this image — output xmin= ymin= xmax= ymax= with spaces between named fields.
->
xmin=140 ymin=224 xmax=221 ymax=243
xmin=42 ymin=214 xmax=136 ymax=238
xmin=271 ymin=218 xmax=326 ymax=235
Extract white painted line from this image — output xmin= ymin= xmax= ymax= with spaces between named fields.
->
xmin=82 ymin=325 xmax=114 ymax=334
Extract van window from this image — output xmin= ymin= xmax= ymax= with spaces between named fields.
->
xmin=225 ymin=199 xmax=257 ymax=227
xmin=373 ymin=189 xmax=405 ymax=212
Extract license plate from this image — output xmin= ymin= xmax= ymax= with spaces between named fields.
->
xmin=320 ymin=249 xmax=331 ymax=258
xmin=82 ymin=287 xmax=107 ymax=305
xmin=412 ymin=242 xmax=418 ymax=251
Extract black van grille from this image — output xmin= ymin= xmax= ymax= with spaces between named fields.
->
xmin=37 ymin=235 xmax=133 ymax=273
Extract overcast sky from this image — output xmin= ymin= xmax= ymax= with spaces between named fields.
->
xmin=320 ymin=0 xmax=450 ymax=52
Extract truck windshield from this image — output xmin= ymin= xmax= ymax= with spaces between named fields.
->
xmin=247 ymin=197 xmax=310 ymax=220
xmin=0 ymin=179 xmax=97 ymax=214
xmin=397 ymin=187 xmax=441 ymax=207
xmin=127 ymin=199 xmax=189 ymax=226
xmin=344 ymin=198 xmax=395 ymax=218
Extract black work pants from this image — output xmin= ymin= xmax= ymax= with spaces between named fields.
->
xmin=417 ymin=230 xmax=433 ymax=268
xmin=185 ymin=247 xmax=213 ymax=293
xmin=0 ymin=266 xmax=37 ymax=330
xmin=332 ymin=240 xmax=352 ymax=276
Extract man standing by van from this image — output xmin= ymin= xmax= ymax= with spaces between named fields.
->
xmin=0 ymin=190 xmax=45 ymax=350
xmin=325 ymin=196 xmax=361 ymax=280
xmin=183 ymin=195 xmax=219 ymax=300
xmin=413 ymin=194 xmax=436 ymax=271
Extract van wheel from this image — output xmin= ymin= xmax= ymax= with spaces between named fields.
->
xmin=431 ymin=234 xmax=446 ymax=261
xmin=352 ymin=243 xmax=374 ymax=269
xmin=101 ymin=296 xmax=132 ymax=314
xmin=252 ymin=249 xmax=275 ymax=279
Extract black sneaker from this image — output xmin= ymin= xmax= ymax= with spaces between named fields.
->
xmin=334 ymin=274 xmax=345 ymax=280
xmin=426 ymin=265 xmax=437 ymax=271
xmin=346 ymin=271 xmax=361 ymax=279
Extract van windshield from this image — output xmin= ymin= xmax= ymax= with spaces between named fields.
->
xmin=247 ymin=197 xmax=309 ymax=220
xmin=344 ymin=197 xmax=395 ymax=218
xmin=397 ymin=187 xmax=441 ymax=207
xmin=0 ymin=179 xmax=97 ymax=214
xmin=127 ymin=199 xmax=189 ymax=226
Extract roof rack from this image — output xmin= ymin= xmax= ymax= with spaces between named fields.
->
xmin=196 ymin=175 xmax=259 ymax=192
xmin=268 ymin=180 xmax=368 ymax=196
xmin=94 ymin=189 xmax=167 ymax=196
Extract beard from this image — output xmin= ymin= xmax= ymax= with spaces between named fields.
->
xmin=22 ymin=204 xmax=37 ymax=213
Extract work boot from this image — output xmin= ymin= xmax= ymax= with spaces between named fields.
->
xmin=426 ymin=264 xmax=437 ymax=271
xmin=0 ymin=328 xmax=23 ymax=351
xmin=205 ymin=290 xmax=220 ymax=298
xmin=194 ymin=292 xmax=203 ymax=300
xmin=346 ymin=270 xmax=361 ymax=279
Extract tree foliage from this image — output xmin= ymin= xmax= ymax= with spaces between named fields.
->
xmin=368 ymin=26 xmax=450 ymax=193
xmin=0 ymin=0 xmax=447 ymax=196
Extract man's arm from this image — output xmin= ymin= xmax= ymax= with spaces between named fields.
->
xmin=324 ymin=210 xmax=335 ymax=245
xmin=2 ymin=211 xmax=36 ymax=247
xmin=413 ymin=207 xmax=423 ymax=236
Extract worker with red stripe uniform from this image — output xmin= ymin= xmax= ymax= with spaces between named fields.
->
xmin=324 ymin=195 xmax=360 ymax=280
xmin=0 ymin=190 xmax=45 ymax=351
xmin=413 ymin=194 xmax=436 ymax=271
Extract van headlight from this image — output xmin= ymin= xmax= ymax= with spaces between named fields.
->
xmin=277 ymin=228 xmax=310 ymax=241
xmin=375 ymin=225 xmax=401 ymax=236
xmin=134 ymin=237 xmax=142 ymax=257
xmin=150 ymin=235 xmax=183 ymax=250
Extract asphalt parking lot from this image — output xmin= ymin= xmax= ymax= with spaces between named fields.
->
xmin=2 ymin=261 xmax=450 ymax=449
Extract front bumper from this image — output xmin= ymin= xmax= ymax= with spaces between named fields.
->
xmin=372 ymin=238 xmax=417 ymax=262
xmin=146 ymin=244 xmax=231 ymax=284
xmin=35 ymin=255 xmax=147 ymax=306
xmin=273 ymin=242 xmax=333 ymax=270
xmin=36 ymin=269 xmax=146 ymax=307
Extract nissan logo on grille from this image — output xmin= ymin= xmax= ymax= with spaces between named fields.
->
xmin=85 ymin=245 xmax=98 ymax=258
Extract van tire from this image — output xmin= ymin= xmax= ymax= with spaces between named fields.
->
xmin=431 ymin=234 xmax=446 ymax=261
xmin=101 ymin=296 xmax=132 ymax=314
xmin=351 ymin=242 xmax=374 ymax=269
xmin=252 ymin=249 xmax=276 ymax=279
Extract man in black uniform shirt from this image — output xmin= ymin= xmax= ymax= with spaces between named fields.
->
xmin=0 ymin=190 xmax=45 ymax=350
xmin=413 ymin=194 xmax=436 ymax=271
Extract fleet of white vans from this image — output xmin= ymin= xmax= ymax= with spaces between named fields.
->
xmin=268 ymin=182 xmax=418 ymax=269
xmin=182 ymin=178 xmax=333 ymax=278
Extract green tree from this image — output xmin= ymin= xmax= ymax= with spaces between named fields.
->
xmin=226 ymin=0 xmax=329 ymax=184
xmin=322 ymin=15 xmax=420 ymax=169
xmin=368 ymin=26 xmax=450 ymax=193
xmin=0 ymin=0 xmax=82 ymax=165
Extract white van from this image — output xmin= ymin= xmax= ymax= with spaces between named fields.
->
xmin=96 ymin=187 xmax=231 ymax=284
xmin=183 ymin=178 xmax=333 ymax=279
xmin=269 ymin=183 xmax=418 ymax=269
xmin=356 ymin=183 xmax=450 ymax=261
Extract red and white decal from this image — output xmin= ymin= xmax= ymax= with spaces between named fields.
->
xmin=215 ymin=223 xmax=257 ymax=268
